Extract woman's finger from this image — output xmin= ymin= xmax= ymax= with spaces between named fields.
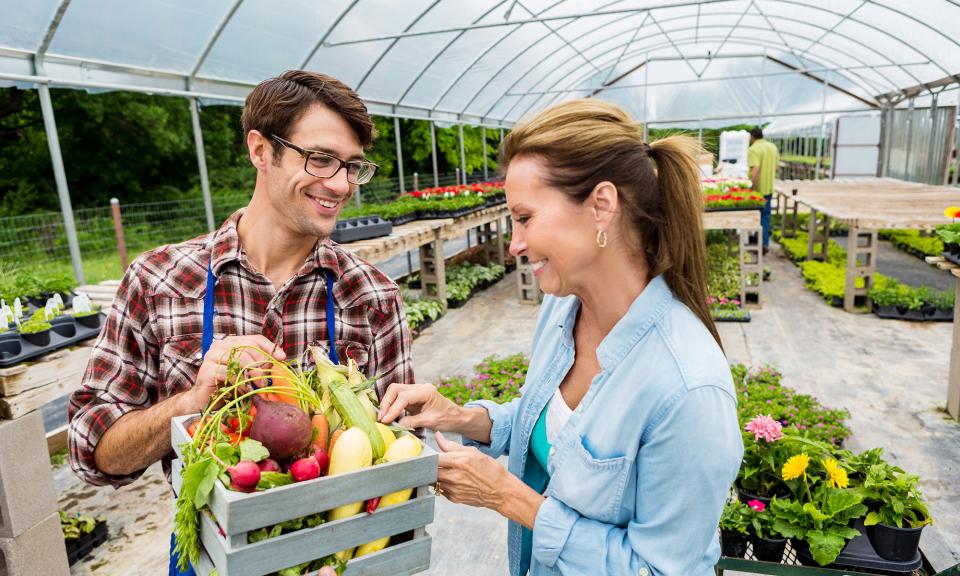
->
xmin=434 ymin=431 xmax=463 ymax=453
xmin=379 ymin=390 xmax=419 ymax=424
xmin=377 ymin=383 xmax=404 ymax=421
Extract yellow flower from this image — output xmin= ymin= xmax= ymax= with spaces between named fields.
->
xmin=944 ymin=206 xmax=960 ymax=219
xmin=823 ymin=458 xmax=849 ymax=488
xmin=782 ymin=453 xmax=810 ymax=480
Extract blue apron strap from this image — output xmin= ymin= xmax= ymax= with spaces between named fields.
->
xmin=325 ymin=269 xmax=338 ymax=364
xmin=201 ymin=259 xmax=216 ymax=357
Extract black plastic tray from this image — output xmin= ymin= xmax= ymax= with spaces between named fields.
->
xmin=331 ymin=216 xmax=393 ymax=244
xmin=66 ymin=520 xmax=108 ymax=566
xmin=792 ymin=519 xmax=921 ymax=574
xmin=0 ymin=312 xmax=106 ymax=368
xmin=713 ymin=311 xmax=752 ymax=322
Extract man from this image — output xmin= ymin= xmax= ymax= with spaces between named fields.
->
xmin=748 ymin=126 xmax=779 ymax=254
xmin=68 ymin=71 xmax=414 ymax=489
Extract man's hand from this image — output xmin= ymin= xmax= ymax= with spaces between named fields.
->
xmin=181 ymin=335 xmax=286 ymax=414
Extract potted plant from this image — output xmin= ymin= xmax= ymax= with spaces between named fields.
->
xmin=850 ymin=455 xmax=932 ymax=562
xmin=60 ymin=510 xmax=108 ymax=565
xmin=746 ymin=499 xmax=787 ymax=563
xmin=718 ymin=499 xmax=751 ymax=558
xmin=19 ymin=317 xmax=53 ymax=346
xmin=927 ymin=289 xmax=954 ymax=321
xmin=936 ymin=212 xmax=960 ymax=263
xmin=73 ymin=307 xmax=103 ymax=329
xmin=736 ymin=415 xmax=792 ymax=504
xmin=770 ymin=453 xmax=867 ymax=567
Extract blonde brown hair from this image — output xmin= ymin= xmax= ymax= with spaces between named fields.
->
xmin=499 ymin=99 xmax=720 ymax=348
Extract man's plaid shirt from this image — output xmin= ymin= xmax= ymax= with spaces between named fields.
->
xmin=68 ymin=209 xmax=414 ymax=487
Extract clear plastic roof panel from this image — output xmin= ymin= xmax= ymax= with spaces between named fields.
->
xmin=2 ymin=0 xmax=959 ymax=125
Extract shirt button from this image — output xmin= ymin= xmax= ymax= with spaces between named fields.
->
xmin=639 ymin=569 xmax=649 ymax=576
xmin=195 ymin=352 xmax=202 ymax=360
xmin=548 ymin=447 xmax=556 ymax=458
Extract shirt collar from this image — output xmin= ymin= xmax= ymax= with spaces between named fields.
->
xmin=209 ymin=208 xmax=342 ymax=279
xmin=557 ymin=274 xmax=673 ymax=371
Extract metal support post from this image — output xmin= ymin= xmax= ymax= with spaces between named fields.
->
xmin=110 ymin=198 xmax=129 ymax=271
xmin=431 ymin=121 xmax=439 ymax=187
xmin=482 ymin=126 xmax=488 ymax=180
xmin=904 ymin=97 xmax=916 ymax=180
xmin=815 ymin=72 xmax=828 ymax=180
xmin=190 ymin=97 xmax=215 ymax=232
xmin=926 ymin=93 xmax=940 ymax=184
xmin=394 ymin=116 xmax=405 ymax=194
xmin=37 ymin=82 xmax=85 ymax=285
xmin=459 ymin=124 xmax=467 ymax=185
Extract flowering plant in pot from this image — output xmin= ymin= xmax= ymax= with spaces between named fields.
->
xmin=745 ymin=499 xmax=787 ymax=563
xmin=847 ymin=449 xmax=932 ymax=562
xmin=770 ymin=453 xmax=867 ymax=567
xmin=737 ymin=415 xmax=795 ymax=502
xmin=718 ymin=499 xmax=752 ymax=558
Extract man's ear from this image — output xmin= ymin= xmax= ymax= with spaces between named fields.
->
xmin=589 ymin=181 xmax=619 ymax=227
xmin=247 ymin=130 xmax=272 ymax=170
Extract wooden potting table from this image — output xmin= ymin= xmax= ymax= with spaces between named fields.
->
xmin=775 ymin=178 xmax=960 ymax=312
xmin=703 ymin=209 xmax=764 ymax=307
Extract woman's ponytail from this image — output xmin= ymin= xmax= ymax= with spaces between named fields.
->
xmin=648 ymin=136 xmax=722 ymax=348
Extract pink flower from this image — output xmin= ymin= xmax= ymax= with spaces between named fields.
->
xmin=747 ymin=500 xmax=765 ymax=512
xmin=745 ymin=414 xmax=783 ymax=442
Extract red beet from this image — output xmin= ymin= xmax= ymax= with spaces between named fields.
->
xmin=257 ymin=458 xmax=281 ymax=473
xmin=289 ymin=457 xmax=320 ymax=482
xmin=227 ymin=460 xmax=261 ymax=492
xmin=312 ymin=447 xmax=330 ymax=476
xmin=248 ymin=396 xmax=313 ymax=462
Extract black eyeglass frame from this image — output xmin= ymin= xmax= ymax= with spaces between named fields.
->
xmin=270 ymin=134 xmax=378 ymax=185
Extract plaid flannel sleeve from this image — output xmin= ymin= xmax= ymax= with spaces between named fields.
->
xmin=368 ymin=288 xmax=415 ymax=400
xmin=68 ymin=261 xmax=160 ymax=487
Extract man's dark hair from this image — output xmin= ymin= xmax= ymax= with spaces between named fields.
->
xmin=241 ymin=71 xmax=375 ymax=155
xmin=750 ymin=127 xmax=764 ymax=140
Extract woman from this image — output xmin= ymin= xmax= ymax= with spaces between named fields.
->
xmin=378 ymin=100 xmax=743 ymax=575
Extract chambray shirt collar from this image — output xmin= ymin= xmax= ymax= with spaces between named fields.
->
xmin=210 ymin=208 xmax=342 ymax=279
xmin=556 ymin=274 xmax=673 ymax=371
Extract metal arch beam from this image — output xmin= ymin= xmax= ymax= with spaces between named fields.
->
xmin=511 ymin=13 xmax=908 ymax=114
xmin=798 ymin=0 xmax=865 ymax=58
xmin=516 ymin=1 xmax=600 ymax=74
xmin=472 ymin=6 xmax=903 ymax=122
xmin=543 ymin=34 xmax=886 ymax=115
xmin=507 ymin=21 xmax=891 ymax=122
xmin=354 ymin=0 xmax=443 ymax=92
xmin=648 ymin=12 xmax=700 ymax=78
xmin=472 ymin=8 xmax=650 ymax=119
xmin=189 ymin=0 xmax=243 ymax=80
xmin=299 ymin=0 xmax=360 ymax=69
xmin=36 ymin=0 xmax=72 ymax=64
xmin=745 ymin=0 xmax=810 ymax=78
xmin=393 ymin=0 xmax=512 ymax=107
xmin=433 ymin=0 xmax=596 ymax=113
xmin=698 ymin=0 xmax=756 ymax=77
xmin=599 ymin=12 xmax=648 ymax=86
xmin=523 ymin=34 xmax=884 ymax=122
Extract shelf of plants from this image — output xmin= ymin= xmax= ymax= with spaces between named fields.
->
xmin=341 ymin=182 xmax=505 ymax=225
xmin=703 ymin=178 xmax=766 ymax=212
xmin=170 ymin=346 xmax=436 ymax=576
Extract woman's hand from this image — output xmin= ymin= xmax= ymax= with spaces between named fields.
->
xmin=377 ymin=383 xmax=461 ymax=431
xmin=434 ymin=432 xmax=545 ymax=529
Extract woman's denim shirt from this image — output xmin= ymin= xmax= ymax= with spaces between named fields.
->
xmin=464 ymin=275 xmax=743 ymax=576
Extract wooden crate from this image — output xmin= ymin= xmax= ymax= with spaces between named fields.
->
xmin=171 ymin=415 xmax=437 ymax=576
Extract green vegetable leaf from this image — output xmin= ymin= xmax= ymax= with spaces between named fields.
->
xmin=257 ymin=471 xmax=294 ymax=490
xmin=194 ymin=459 xmax=220 ymax=510
xmin=239 ymin=439 xmax=269 ymax=463
xmin=214 ymin=442 xmax=239 ymax=467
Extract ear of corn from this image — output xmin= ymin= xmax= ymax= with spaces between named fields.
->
xmin=329 ymin=379 xmax=385 ymax=460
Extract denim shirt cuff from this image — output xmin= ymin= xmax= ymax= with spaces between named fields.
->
xmin=531 ymin=495 xmax=578 ymax=568
xmin=462 ymin=399 xmax=512 ymax=458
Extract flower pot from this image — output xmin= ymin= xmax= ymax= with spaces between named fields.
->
xmin=720 ymin=530 xmax=748 ymax=558
xmin=75 ymin=313 xmax=102 ymax=329
xmin=736 ymin=487 xmax=781 ymax=508
xmin=752 ymin=535 xmax=787 ymax=563
xmin=865 ymin=522 xmax=923 ymax=563
xmin=21 ymin=328 xmax=51 ymax=347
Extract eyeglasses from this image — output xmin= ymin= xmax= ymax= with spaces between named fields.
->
xmin=270 ymin=134 xmax=378 ymax=185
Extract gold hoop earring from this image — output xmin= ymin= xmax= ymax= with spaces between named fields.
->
xmin=596 ymin=229 xmax=608 ymax=248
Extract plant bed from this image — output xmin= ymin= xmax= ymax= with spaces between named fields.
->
xmin=171 ymin=413 xmax=437 ymax=576
xmin=65 ymin=518 xmax=109 ymax=565
xmin=713 ymin=308 xmax=751 ymax=322
xmin=331 ymin=217 xmax=393 ymax=244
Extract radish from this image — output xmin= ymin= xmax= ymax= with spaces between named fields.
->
xmin=289 ymin=457 xmax=320 ymax=482
xmin=313 ymin=447 xmax=330 ymax=476
xmin=227 ymin=460 xmax=261 ymax=492
xmin=257 ymin=458 xmax=281 ymax=473
xmin=248 ymin=396 xmax=313 ymax=461
xmin=317 ymin=567 xmax=338 ymax=576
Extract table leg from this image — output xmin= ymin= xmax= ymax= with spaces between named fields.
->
xmin=948 ymin=274 xmax=960 ymax=419
xmin=419 ymin=233 xmax=447 ymax=313
xmin=843 ymin=225 xmax=876 ymax=313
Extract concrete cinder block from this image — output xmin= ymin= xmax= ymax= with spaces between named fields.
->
xmin=0 ymin=511 xmax=70 ymax=576
xmin=0 ymin=411 xmax=59 ymax=538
